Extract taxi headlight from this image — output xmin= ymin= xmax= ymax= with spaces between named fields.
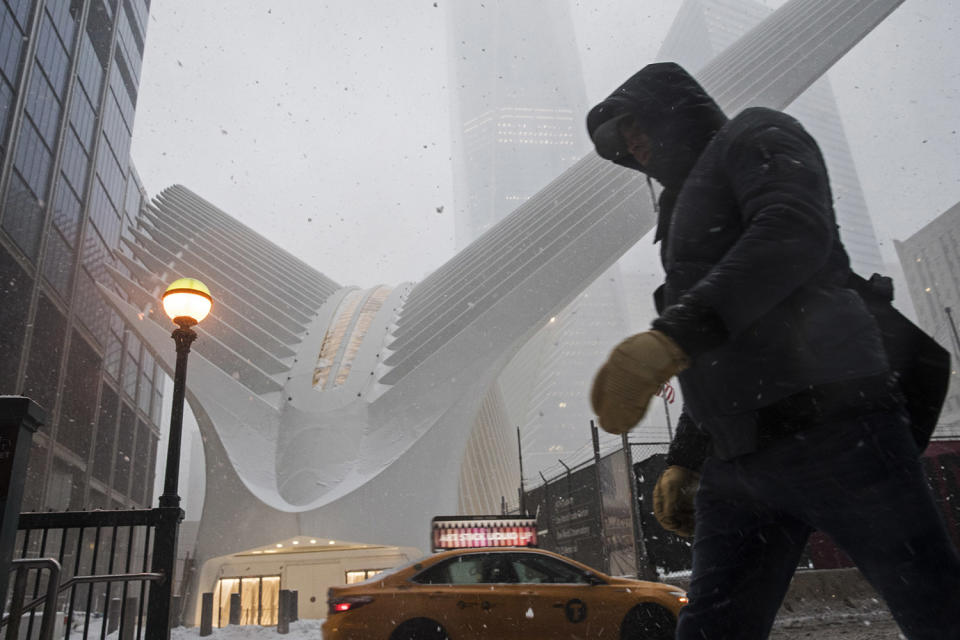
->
xmin=668 ymin=590 xmax=689 ymax=605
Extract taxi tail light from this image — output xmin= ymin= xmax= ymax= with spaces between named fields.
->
xmin=328 ymin=595 xmax=374 ymax=615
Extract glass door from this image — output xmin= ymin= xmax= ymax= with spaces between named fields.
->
xmin=212 ymin=578 xmax=239 ymax=628
xmin=240 ymin=577 xmax=260 ymax=624
xmin=213 ymin=576 xmax=281 ymax=626
xmin=259 ymin=577 xmax=280 ymax=625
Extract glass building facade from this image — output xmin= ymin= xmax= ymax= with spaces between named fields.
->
xmin=0 ymin=0 xmax=158 ymax=511
xmin=895 ymin=201 xmax=960 ymax=437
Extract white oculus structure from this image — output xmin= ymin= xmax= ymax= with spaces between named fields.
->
xmin=101 ymin=0 xmax=905 ymax=623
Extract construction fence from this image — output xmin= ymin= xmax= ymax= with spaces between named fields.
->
xmin=520 ymin=438 xmax=960 ymax=580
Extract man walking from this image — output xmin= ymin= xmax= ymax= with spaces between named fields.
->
xmin=587 ymin=62 xmax=960 ymax=639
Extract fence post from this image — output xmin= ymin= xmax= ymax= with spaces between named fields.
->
xmin=622 ymin=435 xmax=657 ymax=580
xmin=121 ymin=596 xmax=138 ymax=640
xmin=199 ymin=593 xmax=213 ymax=636
xmin=277 ymin=589 xmax=291 ymax=634
xmin=144 ymin=506 xmax=184 ymax=640
xmin=229 ymin=592 xmax=241 ymax=625
xmin=5 ymin=564 xmax=29 ymax=640
xmin=170 ymin=595 xmax=182 ymax=628
xmin=108 ymin=598 xmax=122 ymax=634
xmin=590 ymin=420 xmax=610 ymax=573
xmin=0 ymin=396 xmax=44 ymax=600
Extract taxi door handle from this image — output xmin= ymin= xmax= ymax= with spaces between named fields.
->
xmin=551 ymin=602 xmax=566 ymax=609
xmin=428 ymin=592 xmax=448 ymax=598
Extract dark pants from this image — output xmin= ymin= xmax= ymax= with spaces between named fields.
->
xmin=676 ymin=409 xmax=960 ymax=639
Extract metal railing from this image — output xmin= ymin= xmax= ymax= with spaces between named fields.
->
xmin=3 ymin=559 xmax=163 ymax=640
xmin=3 ymin=558 xmax=60 ymax=640
xmin=5 ymin=508 xmax=181 ymax=640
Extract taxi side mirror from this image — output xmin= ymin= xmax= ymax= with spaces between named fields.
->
xmin=584 ymin=572 xmax=605 ymax=586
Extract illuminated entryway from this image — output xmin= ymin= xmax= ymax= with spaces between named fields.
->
xmin=212 ymin=575 xmax=280 ymax=626
xmin=194 ymin=538 xmax=423 ymax=623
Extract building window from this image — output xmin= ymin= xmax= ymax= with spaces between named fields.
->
xmin=345 ymin=569 xmax=386 ymax=584
xmin=93 ymin=384 xmax=118 ymax=483
xmin=2 ymin=170 xmax=46 ymax=260
xmin=42 ymin=226 xmax=74 ymax=296
xmin=150 ymin=366 xmax=163 ymax=424
xmin=144 ymin=436 xmax=157 ymax=506
xmin=0 ymin=247 xmax=33 ymax=390
xmin=104 ymin=330 xmax=122 ymax=379
xmin=46 ymin=457 xmax=83 ymax=511
xmin=113 ymin=402 xmax=135 ymax=493
xmin=58 ymin=330 xmax=102 ymax=459
xmin=74 ymin=267 xmax=109 ymax=343
xmin=137 ymin=350 xmax=154 ymax=414
xmin=121 ymin=333 xmax=140 ymax=397
xmin=130 ymin=419 xmax=151 ymax=504
xmin=23 ymin=293 xmax=67 ymax=416
xmin=21 ymin=439 xmax=49 ymax=511
xmin=13 ymin=116 xmax=53 ymax=202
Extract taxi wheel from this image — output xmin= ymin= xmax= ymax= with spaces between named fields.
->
xmin=620 ymin=603 xmax=676 ymax=640
xmin=389 ymin=618 xmax=449 ymax=640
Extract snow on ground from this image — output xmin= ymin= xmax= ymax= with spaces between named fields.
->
xmin=164 ymin=614 xmax=905 ymax=640
xmin=170 ymin=620 xmax=326 ymax=640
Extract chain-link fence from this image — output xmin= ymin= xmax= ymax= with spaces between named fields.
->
xmin=514 ymin=431 xmax=960 ymax=584
xmin=513 ymin=433 xmax=693 ymax=581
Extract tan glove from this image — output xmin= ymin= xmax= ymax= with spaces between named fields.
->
xmin=653 ymin=465 xmax=700 ymax=537
xmin=590 ymin=330 xmax=689 ymax=435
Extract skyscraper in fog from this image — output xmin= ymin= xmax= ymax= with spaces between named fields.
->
xmin=0 ymin=0 xmax=159 ymax=511
xmin=658 ymin=0 xmax=885 ymax=277
xmin=447 ymin=0 xmax=637 ymax=480
xmin=447 ymin=0 xmax=589 ymax=249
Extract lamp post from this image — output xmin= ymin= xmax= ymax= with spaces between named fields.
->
xmin=147 ymin=278 xmax=211 ymax=640
xmin=158 ymin=278 xmax=211 ymax=508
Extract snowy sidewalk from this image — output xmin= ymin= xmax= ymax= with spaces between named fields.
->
xmin=171 ymin=620 xmax=326 ymax=640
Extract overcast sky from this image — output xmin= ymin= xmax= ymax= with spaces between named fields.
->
xmin=130 ymin=0 xmax=960 ymax=290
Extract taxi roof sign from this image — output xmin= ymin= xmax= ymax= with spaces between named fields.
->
xmin=431 ymin=515 xmax=538 ymax=552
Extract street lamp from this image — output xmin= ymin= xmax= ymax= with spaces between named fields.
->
xmin=159 ymin=277 xmax=211 ymax=508
xmin=147 ymin=278 xmax=211 ymax=640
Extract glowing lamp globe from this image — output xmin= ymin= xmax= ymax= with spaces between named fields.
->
xmin=162 ymin=278 xmax=212 ymax=324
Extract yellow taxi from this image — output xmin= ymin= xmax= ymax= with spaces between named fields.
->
xmin=322 ymin=546 xmax=687 ymax=639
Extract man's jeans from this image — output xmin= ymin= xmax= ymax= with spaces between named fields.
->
xmin=676 ymin=409 xmax=960 ymax=639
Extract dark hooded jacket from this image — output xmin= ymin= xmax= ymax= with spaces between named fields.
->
xmin=588 ymin=63 xmax=889 ymax=460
